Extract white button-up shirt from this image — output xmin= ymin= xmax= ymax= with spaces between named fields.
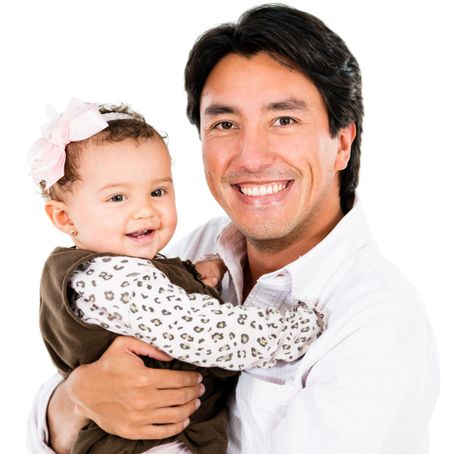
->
xmin=169 ymin=200 xmax=439 ymax=454
xmin=28 ymin=201 xmax=439 ymax=453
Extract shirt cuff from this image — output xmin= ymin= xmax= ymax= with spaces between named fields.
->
xmin=27 ymin=374 xmax=63 ymax=453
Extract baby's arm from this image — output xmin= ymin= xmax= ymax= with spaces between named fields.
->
xmin=70 ymin=256 xmax=323 ymax=371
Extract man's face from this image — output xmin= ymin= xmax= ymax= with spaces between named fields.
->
xmin=199 ymin=52 xmax=354 ymax=250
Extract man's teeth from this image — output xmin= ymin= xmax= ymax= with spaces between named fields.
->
xmin=239 ymin=182 xmax=288 ymax=196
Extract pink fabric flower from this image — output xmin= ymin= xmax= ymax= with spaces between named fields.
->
xmin=28 ymin=98 xmax=109 ymax=189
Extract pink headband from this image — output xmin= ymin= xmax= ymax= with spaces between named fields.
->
xmin=28 ymin=98 xmax=130 ymax=190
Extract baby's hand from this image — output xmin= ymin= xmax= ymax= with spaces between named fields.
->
xmin=275 ymin=302 xmax=325 ymax=364
xmin=195 ymin=254 xmax=227 ymax=288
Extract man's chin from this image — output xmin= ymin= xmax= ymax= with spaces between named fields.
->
xmin=234 ymin=220 xmax=297 ymax=243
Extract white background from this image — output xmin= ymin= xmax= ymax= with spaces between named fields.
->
xmin=1 ymin=0 xmax=448 ymax=451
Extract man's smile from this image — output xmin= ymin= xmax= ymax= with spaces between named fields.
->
xmin=234 ymin=180 xmax=291 ymax=197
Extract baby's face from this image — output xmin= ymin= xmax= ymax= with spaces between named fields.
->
xmin=64 ymin=137 xmax=177 ymax=260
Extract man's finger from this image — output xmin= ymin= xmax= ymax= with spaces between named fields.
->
xmin=125 ymin=420 xmax=191 ymax=441
xmin=112 ymin=336 xmax=173 ymax=362
xmin=142 ymin=399 xmax=200 ymax=425
xmin=152 ymin=383 xmax=205 ymax=407
xmin=142 ymin=368 xmax=202 ymax=389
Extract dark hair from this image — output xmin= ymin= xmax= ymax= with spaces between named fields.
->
xmin=185 ymin=4 xmax=363 ymax=212
xmin=44 ymin=104 xmax=163 ymax=200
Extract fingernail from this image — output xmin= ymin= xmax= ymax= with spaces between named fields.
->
xmin=199 ymin=384 xmax=206 ymax=396
xmin=195 ymin=398 xmax=201 ymax=409
xmin=197 ymin=373 xmax=203 ymax=383
xmin=183 ymin=418 xmax=190 ymax=428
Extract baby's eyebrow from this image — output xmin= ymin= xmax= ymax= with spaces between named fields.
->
xmin=97 ymin=182 xmax=128 ymax=192
xmin=97 ymin=177 xmax=173 ymax=193
xmin=152 ymin=177 xmax=173 ymax=185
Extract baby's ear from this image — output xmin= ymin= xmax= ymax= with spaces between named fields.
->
xmin=45 ymin=200 xmax=75 ymax=236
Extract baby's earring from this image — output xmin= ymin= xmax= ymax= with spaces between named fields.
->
xmin=70 ymin=228 xmax=78 ymax=236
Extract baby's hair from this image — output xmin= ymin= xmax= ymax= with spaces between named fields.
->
xmin=42 ymin=103 xmax=165 ymax=200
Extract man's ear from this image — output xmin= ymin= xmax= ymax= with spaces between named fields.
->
xmin=45 ymin=200 xmax=75 ymax=236
xmin=334 ymin=122 xmax=356 ymax=171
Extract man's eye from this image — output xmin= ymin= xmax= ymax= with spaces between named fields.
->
xmin=213 ymin=121 xmax=235 ymax=130
xmin=151 ymin=188 xmax=166 ymax=197
xmin=274 ymin=117 xmax=296 ymax=126
xmin=109 ymin=194 xmax=125 ymax=202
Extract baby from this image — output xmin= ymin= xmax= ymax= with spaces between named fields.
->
xmin=29 ymin=98 xmax=324 ymax=454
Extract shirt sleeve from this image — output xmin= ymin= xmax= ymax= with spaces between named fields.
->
xmin=70 ymin=256 xmax=323 ymax=371
xmin=27 ymin=374 xmax=63 ymax=454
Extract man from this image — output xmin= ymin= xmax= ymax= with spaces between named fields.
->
xmin=29 ymin=5 xmax=439 ymax=453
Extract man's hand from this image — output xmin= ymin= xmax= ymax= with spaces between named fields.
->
xmin=48 ymin=336 xmax=204 ymax=452
xmin=195 ymin=254 xmax=227 ymax=288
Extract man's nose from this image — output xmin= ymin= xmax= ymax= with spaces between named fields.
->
xmin=235 ymin=127 xmax=274 ymax=172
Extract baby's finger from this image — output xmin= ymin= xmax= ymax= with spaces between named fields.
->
xmin=200 ymin=276 xmax=218 ymax=287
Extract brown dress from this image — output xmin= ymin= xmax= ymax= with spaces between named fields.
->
xmin=40 ymin=247 xmax=239 ymax=454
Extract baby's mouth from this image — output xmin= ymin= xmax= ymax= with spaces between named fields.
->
xmin=126 ymin=229 xmax=154 ymax=239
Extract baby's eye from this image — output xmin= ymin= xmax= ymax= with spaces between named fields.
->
xmin=274 ymin=117 xmax=296 ymax=126
xmin=151 ymin=188 xmax=166 ymax=198
xmin=109 ymin=194 xmax=125 ymax=202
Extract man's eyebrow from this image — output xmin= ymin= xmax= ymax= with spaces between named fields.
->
xmin=266 ymin=99 xmax=310 ymax=111
xmin=203 ymin=99 xmax=309 ymax=116
xmin=203 ymin=104 xmax=236 ymax=117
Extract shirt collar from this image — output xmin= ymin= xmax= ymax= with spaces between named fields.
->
xmin=216 ymin=221 xmax=247 ymax=304
xmin=215 ymin=198 xmax=372 ymax=306
xmin=286 ymin=198 xmax=372 ymax=305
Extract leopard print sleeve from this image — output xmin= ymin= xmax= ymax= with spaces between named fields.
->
xmin=69 ymin=256 xmax=324 ymax=371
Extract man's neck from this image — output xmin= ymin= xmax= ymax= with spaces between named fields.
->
xmin=243 ymin=207 xmax=344 ymax=295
